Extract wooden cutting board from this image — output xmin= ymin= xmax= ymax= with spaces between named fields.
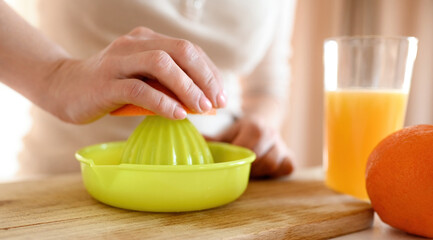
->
xmin=0 ymin=169 xmax=373 ymax=240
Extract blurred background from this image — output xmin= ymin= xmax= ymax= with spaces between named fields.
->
xmin=1 ymin=0 xmax=433 ymax=181
xmin=283 ymin=0 xmax=433 ymax=168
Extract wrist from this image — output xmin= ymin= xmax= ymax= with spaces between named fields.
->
xmin=32 ymin=58 xmax=76 ymax=115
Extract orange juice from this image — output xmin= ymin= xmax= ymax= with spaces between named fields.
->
xmin=324 ymin=89 xmax=408 ymax=200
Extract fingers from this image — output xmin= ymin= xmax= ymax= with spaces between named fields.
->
xmin=147 ymin=38 xmax=223 ymax=108
xmin=250 ymin=140 xmax=294 ymax=178
xmin=109 ymin=28 xmax=225 ymax=110
xmin=231 ymin=121 xmax=276 ymax=158
xmin=215 ymin=118 xmax=294 ymax=178
xmin=127 ymin=27 xmax=157 ymax=39
xmin=250 ymin=144 xmax=281 ymax=178
xmin=273 ymin=156 xmax=294 ymax=178
xmin=213 ymin=119 xmax=275 ymax=158
xmin=111 ymin=79 xmax=187 ymax=120
xmin=117 ymin=51 xmax=212 ymax=114
xmin=195 ymin=45 xmax=226 ymax=108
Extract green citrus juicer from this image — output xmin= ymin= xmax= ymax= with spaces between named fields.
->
xmin=121 ymin=116 xmax=214 ymax=165
xmin=76 ymin=92 xmax=255 ymax=212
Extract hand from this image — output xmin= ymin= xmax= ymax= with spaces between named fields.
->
xmin=40 ymin=27 xmax=226 ymax=123
xmin=208 ymin=118 xmax=294 ymax=178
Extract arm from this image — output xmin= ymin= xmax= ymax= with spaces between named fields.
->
xmin=0 ymin=1 xmax=225 ymax=123
xmin=0 ymin=1 xmax=69 ymax=107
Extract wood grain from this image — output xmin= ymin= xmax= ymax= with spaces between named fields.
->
xmin=0 ymin=170 xmax=373 ymax=240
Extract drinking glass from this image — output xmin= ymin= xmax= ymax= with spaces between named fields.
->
xmin=323 ymin=36 xmax=418 ymax=200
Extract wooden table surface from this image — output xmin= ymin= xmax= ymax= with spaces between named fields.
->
xmin=0 ymin=169 xmax=373 ymax=240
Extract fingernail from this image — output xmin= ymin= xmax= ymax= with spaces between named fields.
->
xmin=199 ymin=96 xmax=212 ymax=112
xmin=174 ymin=106 xmax=187 ymax=119
xmin=217 ymin=90 xmax=227 ymax=108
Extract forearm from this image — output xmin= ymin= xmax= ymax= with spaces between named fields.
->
xmin=0 ymin=1 xmax=69 ymax=105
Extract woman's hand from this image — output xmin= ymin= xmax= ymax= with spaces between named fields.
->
xmin=40 ymin=27 xmax=226 ymax=124
xmin=208 ymin=117 xmax=294 ymax=178
xmin=0 ymin=0 xmax=225 ymax=124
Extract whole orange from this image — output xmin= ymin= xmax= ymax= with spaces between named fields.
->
xmin=366 ymin=124 xmax=433 ymax=238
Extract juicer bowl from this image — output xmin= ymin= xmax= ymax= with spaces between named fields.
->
xmin=76 ymin=141 xmax=255 ymax=212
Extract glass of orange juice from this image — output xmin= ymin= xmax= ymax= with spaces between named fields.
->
xmin=323 ymin=36 xmax=418 ymax=200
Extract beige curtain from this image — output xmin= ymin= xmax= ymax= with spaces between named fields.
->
xmin=284 ymin=0 xmax=433 ymax=168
